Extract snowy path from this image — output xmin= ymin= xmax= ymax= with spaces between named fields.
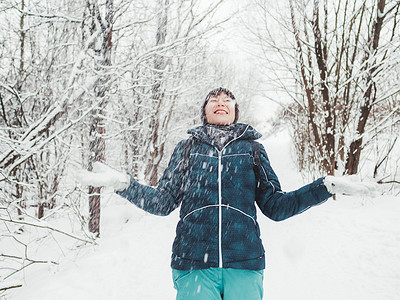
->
xmin=10 ymin=134 xmax=400 ymax=300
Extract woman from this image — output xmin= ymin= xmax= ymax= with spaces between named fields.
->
xmin=79 ymin=87 xmax=376 ymax=299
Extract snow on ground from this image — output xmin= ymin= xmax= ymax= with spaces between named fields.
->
xmin=9 ymin=131 xmax=400 ymax=300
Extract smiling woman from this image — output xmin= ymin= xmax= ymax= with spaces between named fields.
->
xmin=76 ymin=86 xmax=378 ymax=300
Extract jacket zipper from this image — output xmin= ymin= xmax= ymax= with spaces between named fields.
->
xmin=215 ymin=125 xmax=250 ymax=269
xmin=218 ymin=149 xmax=223 ymax=268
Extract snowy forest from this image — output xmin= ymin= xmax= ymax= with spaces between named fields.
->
xmin=1 ymin=0 xmax=399 ymax=299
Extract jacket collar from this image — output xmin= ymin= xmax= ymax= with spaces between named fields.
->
xmin=187 ymin=123 xmax=262 ymax=149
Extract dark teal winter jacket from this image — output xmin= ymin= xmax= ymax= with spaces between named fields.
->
xmin=117 ymin=124 xmax=333 ymax=271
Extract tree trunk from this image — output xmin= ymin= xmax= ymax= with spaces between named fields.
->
xmin=345 ymin=0 xmax=385 ymax=174
xmin=145 ymin=0 xmax=169 ymax=186
xmin=312 ymin=0 xmax=335 ymax=175
xmin=85 ymin=0 xmax=114 ymax=237
xmin=88 ymin=112 xmax=105 ymax=236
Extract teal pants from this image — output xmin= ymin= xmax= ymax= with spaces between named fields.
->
xmin=172 ymin=268 xmax=264 ymax=300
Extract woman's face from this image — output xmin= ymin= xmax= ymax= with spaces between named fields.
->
xmin=205 ymin=92 xmax=236 ymax=125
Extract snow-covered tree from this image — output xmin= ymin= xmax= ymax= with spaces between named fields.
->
xmin=0 ymin=0 xmax=83 ymax=217
xmin=245 ymin=0 xmax=400 ymax=178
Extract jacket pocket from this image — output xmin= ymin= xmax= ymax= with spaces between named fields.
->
xmin=173 ymin=209 xmax=219 ymax=263
xmin=222 ymin=208 xmax=264 ymax=262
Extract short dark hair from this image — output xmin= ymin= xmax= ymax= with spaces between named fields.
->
xmin=201 ymin=87 xmax=239 ymax=125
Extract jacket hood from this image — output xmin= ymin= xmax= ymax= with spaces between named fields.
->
xmin=187 ymin=123 xmax=262 ymax=148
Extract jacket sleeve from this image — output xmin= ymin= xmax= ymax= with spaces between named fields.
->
xmin=116 ymin=140 xmax=186 ymax=216
xmin=255 ymin=143 xmax=333 ymax=221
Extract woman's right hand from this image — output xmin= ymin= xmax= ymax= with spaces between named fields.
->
xmin=76 ymin=162 xmax=130 ymax=192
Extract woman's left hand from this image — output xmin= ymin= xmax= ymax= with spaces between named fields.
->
xmin=324 ymin=175 xmax=380 ymax=196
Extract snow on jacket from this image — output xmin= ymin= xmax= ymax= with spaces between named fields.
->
xmin=117 ymin=123 xmax=333 ymax=271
